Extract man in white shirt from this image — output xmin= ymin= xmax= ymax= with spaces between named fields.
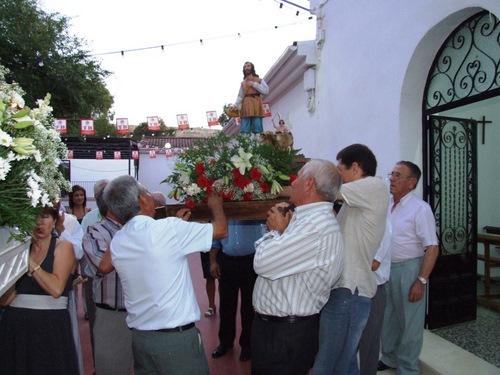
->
xmin=378 ymin=161 xmax=439 ymax=375
xmin=252 ymin=159 xmax=344 ymax=375
xmin=103 ymin=175 xmax=227 ymax=375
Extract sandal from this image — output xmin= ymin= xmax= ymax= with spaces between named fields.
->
xmin=204 ymin=307 xmax=216 ymax=317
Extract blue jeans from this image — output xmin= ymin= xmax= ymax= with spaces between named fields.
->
xmin=313 ymin=288 xmax=372 ymax=375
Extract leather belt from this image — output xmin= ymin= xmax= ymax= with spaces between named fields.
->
xmin=96 ymin=303 xmax=126 ymax=312
xmin=155 ymin=322 xmax=195 ymax=333
xmin=222 ymin=253 xmax=254 ymax=260
xmin=255 ymin=312 xmax=318 ymax=323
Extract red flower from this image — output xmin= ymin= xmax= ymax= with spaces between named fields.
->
xmin=195 ymin=163 xmax=205 ymax=175
xmin=232 ymin=169 xmax=250 ymax=189
xmin=250 ymin=167 xmax=262 ymax=181
xmin=220 ymin=188 xmax=234 ymax=200
xmin=243 ymin=192 xmax=253 ymax=201
xmin=260 ymin=181 xmax=270 ymax=193
xmin=290 ymin=173 xmax=298 ymax=184
xmin=232 ymin=168 xmax=243 ymax=178
xmin=185 ymin=197 xmax=195 ymax=209
xmin=205 ymin=185 xmax=213 ymax=195
xmin=197 ymin=175 xmax=210 ymax=188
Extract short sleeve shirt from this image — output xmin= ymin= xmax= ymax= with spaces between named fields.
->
xmin=110 ymin=215 xmax=213 ymax=330
xmin=336 ymin=177 xmax=390 ymax=298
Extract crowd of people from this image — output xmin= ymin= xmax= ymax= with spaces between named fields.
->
xmin=0 ymin=139 xmax=438 ymax=375
xmin=0 ymin=57 xmax=440 ymax=375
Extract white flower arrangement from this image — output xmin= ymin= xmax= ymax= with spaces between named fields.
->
xmin=0 ymin=65 xmax=70 ymax=239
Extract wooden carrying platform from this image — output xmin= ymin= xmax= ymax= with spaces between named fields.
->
xmin=155 ymin=198 xmax=290 ymax=222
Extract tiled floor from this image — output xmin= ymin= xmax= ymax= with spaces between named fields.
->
xmin=431 ymin=278 xmax=500 ymax=368
xmin=78 ymin=257 xmax=500 ymax=375
xmin=78 ymin=253 xmax=251 ymax=375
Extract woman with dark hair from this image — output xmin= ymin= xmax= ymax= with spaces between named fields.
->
xmin=0 ymin=206 xmax=79 ymax=374
xmin=67 ymin=185 xmax=91 ymax=223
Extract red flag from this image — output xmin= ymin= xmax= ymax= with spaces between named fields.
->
xmin=96 ymin=150 xmax=104 ymax=160
xmin=165 ymin=149 xmax=173 ymax=158
xmin=149 ymin=150 xmax=156 ymax=159
xmin=114 ymin=151 xmax=121 ymax=160
xmin=81 ymin=119 xmax=95 ymax=136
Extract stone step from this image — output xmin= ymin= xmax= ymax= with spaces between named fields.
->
xmin=377 ymin=330 xmax=500 ymax=375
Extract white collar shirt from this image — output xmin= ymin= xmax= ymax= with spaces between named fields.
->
xmin=373 ymin=219 xmax=392 ymax=285
xmin=390 ymin=193 xmax=439 ymax=263
xmin=110 ymin=215 xmax=213 ymax=330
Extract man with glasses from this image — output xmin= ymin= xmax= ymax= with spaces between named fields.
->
xmin=378 ymin=161 xmax=439 ymax=374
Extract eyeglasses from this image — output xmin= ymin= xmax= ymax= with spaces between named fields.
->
xmin=387 ymin=172 xmax=413 ymax=180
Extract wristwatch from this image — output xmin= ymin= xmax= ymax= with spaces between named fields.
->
xmin=417 ymin=276 xmax=428 ymax=285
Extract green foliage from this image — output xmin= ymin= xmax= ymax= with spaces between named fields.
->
xmin=218 ymin=104 xmax=231 ymax=126
xmin=0 ymin=0 xmax=114 ymax=136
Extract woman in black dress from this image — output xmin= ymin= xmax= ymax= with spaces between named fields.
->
xmin=0 ymin=206 xmax=79 ymax=375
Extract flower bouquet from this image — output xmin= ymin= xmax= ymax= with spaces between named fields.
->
xmin=0 ymin=65 xmax=71 ymax=240
xmin=164 ymin=132 xmax=299 ymax=209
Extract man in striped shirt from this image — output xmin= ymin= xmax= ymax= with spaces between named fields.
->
xmin=83 ymin=183 xmax=133 ymax=375
xmin=251 ymin=159 xmax=344 ymax=375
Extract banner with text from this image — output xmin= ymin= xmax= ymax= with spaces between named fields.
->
xmin=263 ymin=103 xmax=272 ymax=118
xmin=81 ymin=119 xmax=94 ymax=136
xmin=206 ymin=111 xmax=219 ymax=127
xmin=147 ymin=116 xmax=160 ymax=131
xmin=116 ymin=118 xmax=130 ymax=135
xmin=176 ymin=114 xmax=189 ymax=130
xmin=54 ymin=118 xmax=67 ymax=134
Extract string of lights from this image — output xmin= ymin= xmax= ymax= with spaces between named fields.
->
xmin=90 ymin=4 xmax=314 ymax=58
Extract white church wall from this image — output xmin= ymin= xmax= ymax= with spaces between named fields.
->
xmin=297 ymin=0 xmax=500 ymax=185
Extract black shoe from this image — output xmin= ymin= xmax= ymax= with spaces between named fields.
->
xmin=239 ymin=347 xmax=251 ymax=361
xmin=377 ymin=360 xmax=395 ymax=371
xmin=212 ymin=344 xmax=232 ymax=358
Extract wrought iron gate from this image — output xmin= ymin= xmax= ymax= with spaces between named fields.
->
xmin=425 ymin=115 xmax=477 ymax=329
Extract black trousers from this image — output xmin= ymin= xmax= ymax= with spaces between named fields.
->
xmin=218 ymin=253 xmax=257 ymax=349
xmin=251 ymin=314 xmax=319 ymax=375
